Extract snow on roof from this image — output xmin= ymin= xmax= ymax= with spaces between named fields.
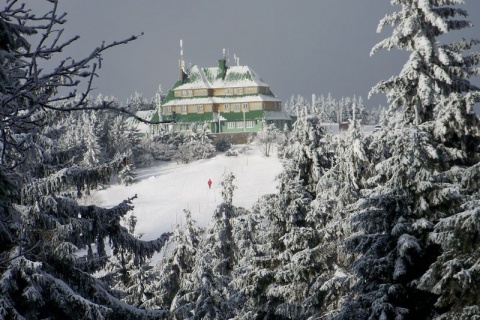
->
xmin=216 ymin=94 xmax=281 ymax=103
xmin=162 ymin=97 xmax=215 ymax=107
xmin=175 ymin=64 xmax=270 ymax=91
xmin=162 ymin=94 xmax=281 ymax=107
xmin=176 ymin=65 xmax=212 ymax=90
xmin=214 ymin=65 xmax=270 ymax=88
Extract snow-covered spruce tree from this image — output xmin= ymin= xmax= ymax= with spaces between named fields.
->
xmin=171 ymin=172 xmax=240 ymax=319
xmin=300 ymin=103 xmax=371 ymax=319
xmin=256 ymin=120 xmax=280 ymax=157
xmin=415 ymin=92 xmax=480 ymax=320
xmin=117 ymin=150 xmax=136 ymax=186
xmin=172 ymin=126 xmax=215 ymax=164
xmin=82 ymin=112 xmax=103 ymax=167
xmin=229 ymin=112 xmax=336 ymax=319
xmin=187 ymin=122 xmax=216 ymax=160
xmin=102 ymin=212 xmax=153 ymax=308
xmin=107 ymin=111 xmax=132 ymax=157
xmin=228 ymin=196 xmax=275 ymax=319
xmin=369 ymin=0 xmax=479 ymax=125
xmin=337 ymin=1 xmax=480 ymax=319
xmin=140 ymin=209 xmax=203 ymax=311
xmin=0 ymin=2 xmax=170 ymax=319
xmin=338 ymin=125 xmax=449 ymax=319
xmin=283 ymin=94 xmax=310 ymax=116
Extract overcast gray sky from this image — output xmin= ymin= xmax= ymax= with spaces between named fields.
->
xmin=31 ymin=1 xmax=480 ymax=110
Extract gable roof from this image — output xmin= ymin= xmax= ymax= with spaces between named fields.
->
xmin=175 ymin=64 xmax=270 ymax=91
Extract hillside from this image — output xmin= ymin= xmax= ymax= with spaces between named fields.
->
xmin=95 ymin=145 xmax=283 ymax=240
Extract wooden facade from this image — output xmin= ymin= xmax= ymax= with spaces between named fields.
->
xmin=157 ymin=57 xmax=290 ymax=133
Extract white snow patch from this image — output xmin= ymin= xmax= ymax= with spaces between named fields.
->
xmin=95 ymin=146 xmax=283 ymax=240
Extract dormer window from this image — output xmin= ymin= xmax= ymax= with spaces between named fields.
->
xmin=236 ymin=88 xmax=244 ymax=95
xmin=181 ymin=90 xmax=192 ymax=97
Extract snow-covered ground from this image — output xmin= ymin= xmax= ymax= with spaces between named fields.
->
xmin=95 ymin=125 xmax=376 ymax=241
xmin=95 ymin=145 xmax=283 ymax=240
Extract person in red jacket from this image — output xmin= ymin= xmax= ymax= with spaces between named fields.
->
xmin=207 ymin=178 xmax=212 ymax=189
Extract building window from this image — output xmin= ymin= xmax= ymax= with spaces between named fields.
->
xmin=180 ymin=124 xmax=189 ymax=131
xmin=223 ymin=104 xmax=230 ymax=111
xmin=236 ymin=122 xmax=244 ymax=129
xmin=226 ymin=88 xmax=233 ymax=95
xmin=233 ymin=104 xmax=240 ymax=111
xmin=188 ymin=90 xmax=193 ymax=96
xmin=236 ymin=88 xmax=244 ymax=95
xmin=227 ymin=122 xmax=236 ymax=129
xmin=181 ymin=105 xmax=187 ymax=113
xmin=246 ymin=120 xmax=254 ymax=128
xmin=197 ymin=105 xmax=203 ymax=112
xmin=165 ymin=106 xmax=171 ymax=113
xmin=242 ymin=103 xmax=248 ymax=111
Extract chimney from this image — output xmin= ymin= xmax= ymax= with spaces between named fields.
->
xmin=218 ymin=58 xmax=227 ymax=79
xmin=179 ymin=60 xmax=187 ymax=82
xmin=179 ymin=39 xmax=187 ymax=82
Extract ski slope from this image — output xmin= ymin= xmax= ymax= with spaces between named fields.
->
xmin=95 ymin=145 xmax=283 ymax=240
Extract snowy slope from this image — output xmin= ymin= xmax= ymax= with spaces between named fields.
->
xmin=95 ymin=145 xmax=283 ymax=240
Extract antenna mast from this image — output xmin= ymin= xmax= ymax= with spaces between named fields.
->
xmin=179 ymin=39 xmax=186 ymax=80
xmin=180 ymin=39 xmax=184 ymax=61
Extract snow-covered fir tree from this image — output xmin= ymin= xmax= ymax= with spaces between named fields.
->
xmin=283 ymin=94 xmax=310 ymax=116
xmin=171 ymin=172 xmax=240 ymax=319
xmin=0 ymin=2 xmax=170 ymax=319
xmin=337 ymin=1 xmax=480 ymax=319
xmin=117 ymin=150 xmax=136 ymax=186
xmin=228 ymin=112 xmax=336 ymax=319
xmin=301 ymin=102 xmax=371 ymax=318
xmin=82 ymin=112 xmax=103 ymax=167
xmin=141 ymin=209 xmax=203 ymax=311
xmin=415 ymin=92 xmax=480 ymax=319
xmin=256 ymin=120 xmax=280 ymax=157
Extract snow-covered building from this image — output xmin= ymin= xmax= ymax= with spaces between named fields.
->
xmin=153 ymin=54 xmax=290 ymax=133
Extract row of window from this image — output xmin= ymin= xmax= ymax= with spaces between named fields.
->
xmin=226 ymin=88 xmax=243 ymax=95
xmin=174 ymin=121 xmax=255 ymax=131
xmin=226 ymin=121 xmax=254 ymax=129
xmin=180 ymin=88 xmax=244 ymax=97
xmin=164 ymin=105 xmax=203 ymax=113
xmin=181 ymin=90 xmax=193 ymax=97
xmin=223 ymin=103 xmax=249 ymax=112
xmin=164 ymin=103 xmax=251 ymax=114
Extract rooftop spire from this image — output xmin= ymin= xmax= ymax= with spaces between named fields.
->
xmin=180 ymin=39 xmax=184 ymax=61
xmin=178 ymin=39 xmax=187 ymax=82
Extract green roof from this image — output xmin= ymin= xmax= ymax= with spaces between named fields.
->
xmin=221 ymin=110 xmax=263 ymax=121
xmin=174 ymin=112 xmax=214 ymax=123
xmin=225 ymin=71 xmax=252 ymax=82
xmin=203 ymin=68 xmax=217 ymax=82
xmin=162 ymin=80 xmax=183 ymax=104
xmin=150 ymin=110 xmax=160 ymax=123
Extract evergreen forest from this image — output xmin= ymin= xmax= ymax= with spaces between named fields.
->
xmin=0 ymin=1 xmax=479 ymax=319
